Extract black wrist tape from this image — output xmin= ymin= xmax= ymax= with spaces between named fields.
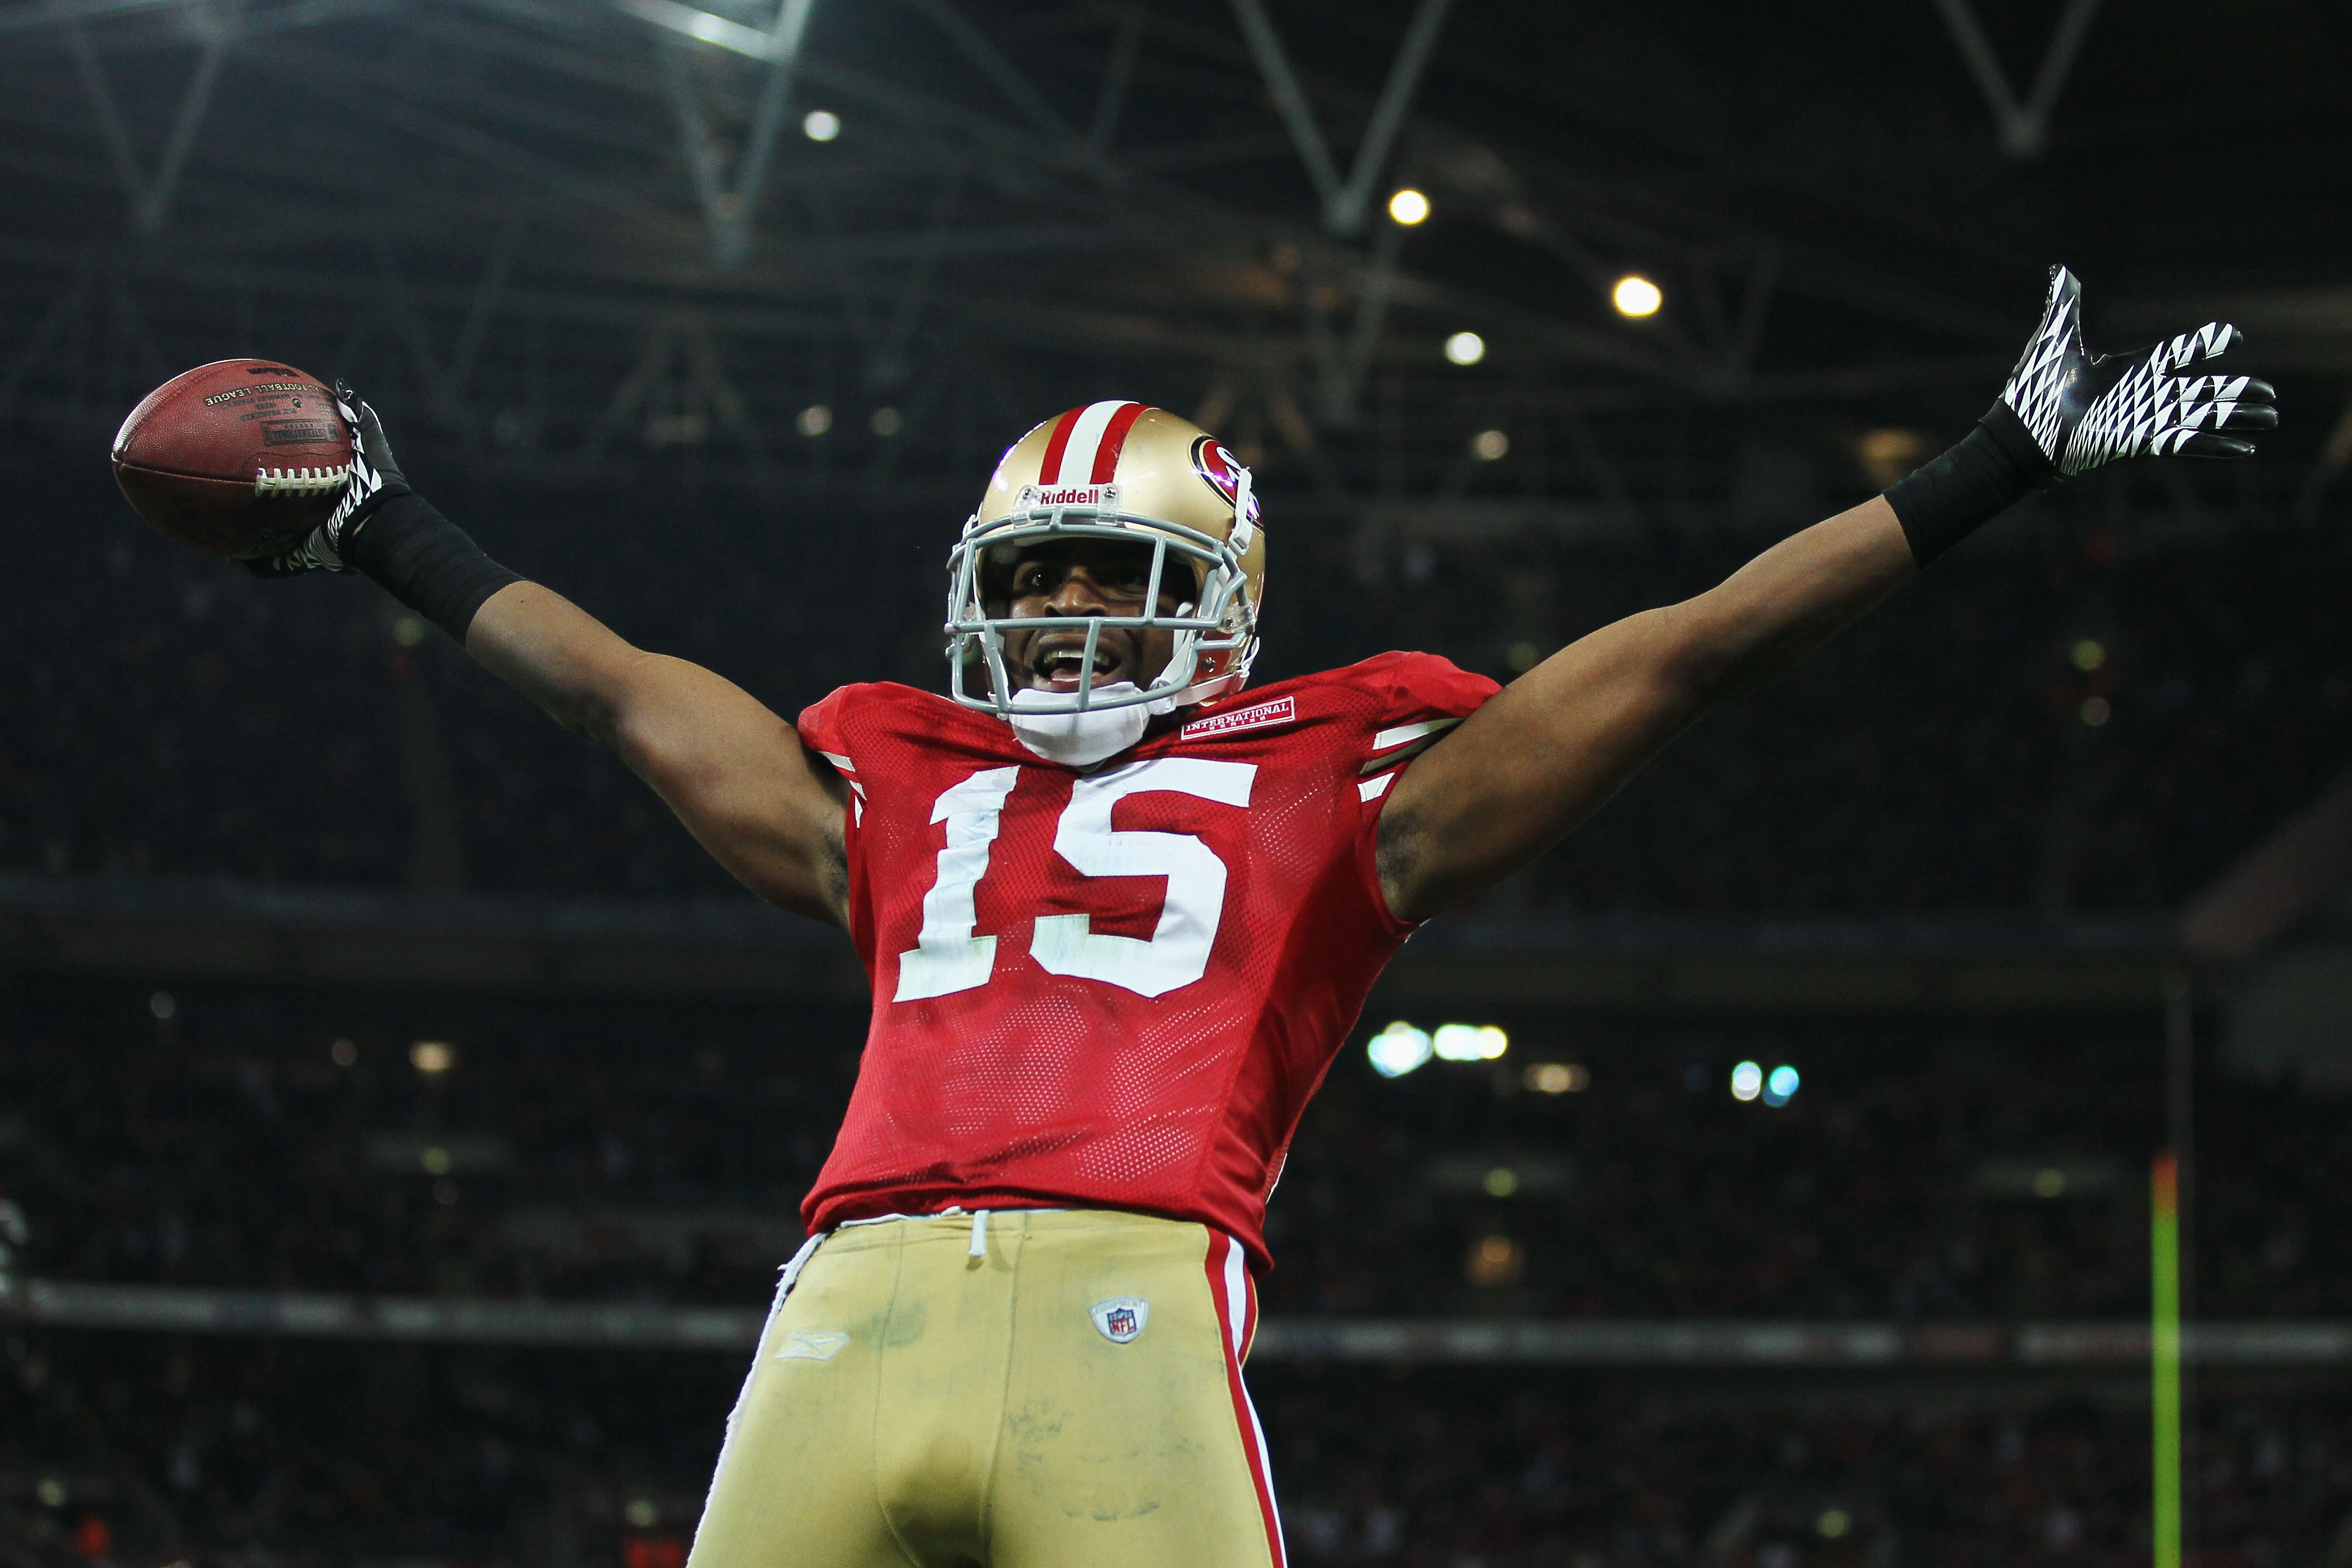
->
xmin=1883 ymin=400 xmax=2058 ymax=567
xmin=343 ymin=491 xmax=523 ymax=642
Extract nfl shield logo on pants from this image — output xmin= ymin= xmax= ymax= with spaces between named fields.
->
xmin=1090 ymin=1296 xmax=1149 ymax=1344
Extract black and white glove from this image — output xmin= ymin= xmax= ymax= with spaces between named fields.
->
xmin=241 ymin=383 xmax=413 ymax=578
xmin=2000 ymin=265 xmax=2277 ymax=476
xmin=1886 ymin=265 xmax=2279 ymax=565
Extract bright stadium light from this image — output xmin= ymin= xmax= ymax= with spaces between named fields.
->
xmin=1367 ymin=1021 xmax=1433 ymax=1078
xmin=1433 ymin=1023 xmax=1508 ymax=1061
xmin=1764 ymin=1064 xmax=1800 ymax=1106
xmin=803 ymin=109 xmax=841 ymax=142
xmin=1444 ymin=331 xmax=1486 ymax=366
xmin=1730 ymin=1060 xmax=1763 ymax=1101
xmin=1612 ymin=274 xmax=1664 ymax=318
xmin=1387 ymin=187 xmax=1430 ymax=225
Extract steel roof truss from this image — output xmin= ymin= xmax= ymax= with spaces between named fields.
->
xmin=62 ymin=3 xmax=235 ymax=235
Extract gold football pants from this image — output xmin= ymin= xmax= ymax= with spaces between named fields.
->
xmin=686 ymin=1208 xmax=1285 ymax=1568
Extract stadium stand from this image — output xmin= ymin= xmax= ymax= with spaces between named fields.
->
xmin=4 ymin=975 xmax=2350 ymax=1323
xmin=6 ymin=1330 xmax=2350 ymax=1568
xmin=5 ymin=453 xmax=2349 ymax=917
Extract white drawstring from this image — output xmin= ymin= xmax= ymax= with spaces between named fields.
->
xmin=968 ymin=1209 xmax=990 ymax=1259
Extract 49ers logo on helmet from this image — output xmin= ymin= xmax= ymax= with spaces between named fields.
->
xmin=1190 ymin=436 xmax=1260 ymax=527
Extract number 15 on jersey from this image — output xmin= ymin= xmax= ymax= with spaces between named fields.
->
xmin=894 ymin=759 xmax=1258 ymax=1003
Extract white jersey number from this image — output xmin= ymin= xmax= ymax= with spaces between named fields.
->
xmin=893 ymin=766 xmax=1021 ymax=1001
xmin=893 ymin=759 xmax=1257 ymax=1002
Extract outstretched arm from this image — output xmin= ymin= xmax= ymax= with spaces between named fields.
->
xmin=465 ymin=583 xmax=847 ymax=926
xmin=247 ymin=391 xmax=847 ymax=928
xmin=1376 ymin=265 xmax=2278 ymax=923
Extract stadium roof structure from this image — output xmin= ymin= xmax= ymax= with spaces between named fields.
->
xmin=0 ymin=0 xmax=2347 ymax=515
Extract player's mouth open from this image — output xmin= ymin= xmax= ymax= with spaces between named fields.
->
xmin=1028 ymin=634 xmax=1128 ymax=691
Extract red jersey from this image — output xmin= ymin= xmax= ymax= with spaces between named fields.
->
xmin=795 ymin=652 xmax=1499 ymax=1267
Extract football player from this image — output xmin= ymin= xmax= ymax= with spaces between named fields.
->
xmin=249 ymin=267 xmax=2269 ymax=1567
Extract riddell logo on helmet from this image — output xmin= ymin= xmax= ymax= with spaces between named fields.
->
xmin=1020 ymin=483 xmax=1117 ymax=508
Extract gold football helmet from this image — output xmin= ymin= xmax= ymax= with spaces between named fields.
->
xmin=945 ymin=401 xmax=1266 ymax=714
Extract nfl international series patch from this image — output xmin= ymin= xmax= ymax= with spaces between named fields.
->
xmin=1181 ymin=695 xmax=1294 ymax=740
xmin=1089 ymin=1296 xmax=1149 ymax=1344
xmin=777 ymin=1329 xmax=850 ymax=1361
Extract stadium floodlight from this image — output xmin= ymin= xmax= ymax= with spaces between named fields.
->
xmin=1433 ymin=1023 xmax=1508 ymax=1061
xmin=1444 ymin=331 xmax=1485 ymax=366
xmin=1730 ymin=1060 xmax=1763 ymax=1101
xmin=1387 ymin=188 xmax=1431 ymax=225
xmin=1366 ymin=1020 xmax=1433 ymax=1078
xmin=1764 ymin=1064 xmax=1800 ymax=1106
xmin=1612 ymin=275 xmax=1664 ymax=317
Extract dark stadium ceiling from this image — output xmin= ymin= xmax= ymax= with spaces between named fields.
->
xmin=2 ymin=0 xmax=2349 ymax=511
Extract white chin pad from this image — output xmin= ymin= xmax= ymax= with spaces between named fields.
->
xmin=1007 ymin=684 xmax=1158 ymax=766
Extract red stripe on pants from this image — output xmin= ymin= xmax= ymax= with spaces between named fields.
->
xmin=1205 ymin=1230 xmax=1286 ymax=1568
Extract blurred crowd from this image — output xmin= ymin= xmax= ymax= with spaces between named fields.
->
xmin=0 ymin=982 xmax=847 ymax=1307
xmin=3 ymin=1328 xmax=2346 ymax=1568
xmin=4 ymin=449 xmax=2347 ymax=915
xmin=5 ymin=978 xmax=2349 ymax=1323
xmin=1258 ymin=1371 xmax=2351 ymax=1568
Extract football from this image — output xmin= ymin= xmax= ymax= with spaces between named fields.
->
xmin=111 ymin=358 xmax=353 ymax=558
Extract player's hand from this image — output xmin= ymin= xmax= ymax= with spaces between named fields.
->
xmin=239 ymin=383 xmax=414 ymax=578
xmin=2002 ymin=265 xmax=2278 ymax=479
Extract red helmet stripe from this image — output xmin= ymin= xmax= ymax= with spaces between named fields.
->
xmin=1035 ymin=405 xmax=1088 ymax=484
xmin=1089 ymin=401 xmax=1149 ymax=483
